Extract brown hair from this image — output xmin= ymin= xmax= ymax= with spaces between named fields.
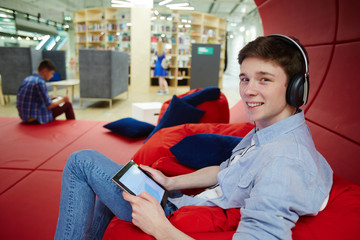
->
xmin=37 ymin=59 xmax=56 ymax=72
xmin=238 ymin=36 xmax=308 ymax=84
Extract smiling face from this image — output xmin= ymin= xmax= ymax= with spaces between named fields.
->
xmin=239 ymin=57 xmax=296 ymax=130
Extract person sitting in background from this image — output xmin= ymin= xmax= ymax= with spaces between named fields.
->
xmin=154 ymin=40 xmax=169 ymax=95
xmin=16 ymin=59 xmax=75 ymax=124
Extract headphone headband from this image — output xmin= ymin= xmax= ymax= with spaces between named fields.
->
xmin=267 ymin=34 xmax=309 ymax=74
xmin=267 ymin=34 xmax=309 ymax=106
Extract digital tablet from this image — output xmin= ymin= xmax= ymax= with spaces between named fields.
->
xmin=112 ymin=160 xmax=168 ymax=208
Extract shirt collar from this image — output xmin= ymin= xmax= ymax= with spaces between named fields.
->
xmin=254 ymin=110 xmax=305 ymax=146
xmin=32 ymin=73 xmax=45 ymax=81
xmin=233 ymin=110 xmax=305 ymax=152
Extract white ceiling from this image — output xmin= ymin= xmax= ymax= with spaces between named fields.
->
xmin=4 ymin=0 xmax=257 ymax=23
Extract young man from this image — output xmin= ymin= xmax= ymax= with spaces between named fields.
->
xmin=55 ymin=35 xmax=333 ymax=239
xmin=16 ymin=59 xmax=75 ymax=124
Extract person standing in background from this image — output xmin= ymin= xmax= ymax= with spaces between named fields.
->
xmin=154 ymin=41 xmax=169 ymax=95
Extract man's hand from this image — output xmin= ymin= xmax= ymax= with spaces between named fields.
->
xmin=62 ymin=96 xmax=70 ymax=103
xmin=139 ymin=165 xmax=171 ymax=190
xmin=122 ymin=191 xmax=194 ymax=240
xmin=48 ymin=96 xmax=69 ymax=109
xmin=122 ymin=191 xmax=170 ymax=238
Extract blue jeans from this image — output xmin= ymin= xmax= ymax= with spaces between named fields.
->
xmin=55 ymin=149 xmax=177 ymax=239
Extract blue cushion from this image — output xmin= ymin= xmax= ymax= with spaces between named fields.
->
xmin=181 ymin=87 xmax=221 ymax=106
xmin=104 ymin=117 xmax=155 ymax=138
xmin=170 ymin=133 xmax=243 ymax=169
xmin=49 ymin=72 xmax=61 ymax=82
xmin=145 ymin=95 xmax=205 ymax=142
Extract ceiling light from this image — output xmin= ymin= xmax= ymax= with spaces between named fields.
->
xmin=167 ymin=6 xmax=194 ymax=10
xmin=159 ymin=0 xmax=172 ymax=6
xmin=111 ymin=0 xmax=132 ymax=7
xmin=112 ymin=3 xmax=132 ymax=8
xmin=112 ymin=0 xmax=130 ymax=3
xmin=167 ymin=3 xmax=189 ymax=8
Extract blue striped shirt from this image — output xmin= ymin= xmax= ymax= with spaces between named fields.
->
xmin=16 ymin=73 xmax=53 ymax=124
xmin=169 ymin=111 xmax=333 ymax=239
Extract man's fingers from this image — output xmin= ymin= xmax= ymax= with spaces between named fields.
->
xmin=138 ymin=191 xmax=159 ymax=205
xmin=123 ymin=191 xmax=159 ymax=207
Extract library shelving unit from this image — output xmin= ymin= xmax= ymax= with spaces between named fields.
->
xmin=150 ymin=10 xmax=227 ymax=90
xmin=74 ymin=7 xmax=131 ymax=52
xmin=74 ymin=8 xmax=227 ymax=90
xmin=74 ymin=7 xmax=131 ymax=79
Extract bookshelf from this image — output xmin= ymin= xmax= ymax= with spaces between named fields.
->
xmin=74 ymin=7 xmax=131 ymax=52
xmin=74 ymin=8 xmax=227 ymax=90
xmin=150 ymin=10 xmax=227 ymax=89
xmin=74 ymin=7 xmax=131 ymax=79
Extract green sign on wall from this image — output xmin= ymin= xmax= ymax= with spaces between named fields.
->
xmin=197 ymin=46 xmax=214 ymax=55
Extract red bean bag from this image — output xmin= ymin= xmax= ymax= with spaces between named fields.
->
xmin=157 ymin=88 xmax=230 ymax=124
xmin=104 ymin=122 xmax=360 ymax=239
xmin=104 ymin=173 xmax=360 ymax=240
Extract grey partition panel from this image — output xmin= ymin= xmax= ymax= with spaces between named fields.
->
xmin=79 ymin=49 xmax=129 ymax=99
xmin=111 ymin=51 xmax=129 ymax=97
xmin=190 ymin=44 xmax=221 ymax=89
xmin=42 ymin=50 xmax=66 ymax=80
xmin=0 ymin=47 xmax=41 ymax=95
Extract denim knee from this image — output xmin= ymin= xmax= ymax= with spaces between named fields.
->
xmin=64 ymin=149 xmax=100 ymax=172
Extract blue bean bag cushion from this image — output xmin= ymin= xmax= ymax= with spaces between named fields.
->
xmin=181 ymin=87 xmax=221 ymax=106
xmin=170 ymin=133 xmax=243 ymax=169
xmin=104 ymin=117 xmax=155 ymax=138
xmin=145 ymin=95 xmax=205 ymax=142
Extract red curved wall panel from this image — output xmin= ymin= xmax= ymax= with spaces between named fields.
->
xmin=337 ymin=0 xmax=360 ymax=41
xmin=256 ymin=0 xmax=337 ymax=45
xmin=306 ymin=42 xmax=360 ymax=143
xmin=255 ymin=0 xmax=360 ymax=185
xmin=302 ymin=45 xmax=333 ymax=112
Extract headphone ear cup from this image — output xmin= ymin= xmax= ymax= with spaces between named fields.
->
xmin=286 ymin=74 xmax=305 ymax=108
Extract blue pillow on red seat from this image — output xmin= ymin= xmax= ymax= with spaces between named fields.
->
xmin=170 ymin=133 xmax=243 ymax=169
xmin=181 ymin=87 xmax=221 ymax=106
xmin=104 ymin=117 xmax=155 ymax=138
xmin=145 ymin=95 xmax=205 ymax=142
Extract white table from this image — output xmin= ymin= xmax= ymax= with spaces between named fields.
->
xmin=132 ymin=102 xmax=163 ymax=124
xmin=51 ymin=79 xmax=80 ymax=102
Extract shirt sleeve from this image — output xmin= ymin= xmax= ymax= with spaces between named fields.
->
xmin=233 ymin=157 xmax=316 ymax=240
xmin=37 ymin=80 xmax=52 ymax=107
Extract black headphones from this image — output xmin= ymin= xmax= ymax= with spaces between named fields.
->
xmin=268 ymin=34 xmax=309 ymax=108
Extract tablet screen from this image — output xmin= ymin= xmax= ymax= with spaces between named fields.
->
xmin=112 ymin=161 xmax=168 ymax=207
xmin=120 ymin=164 xmax=165 ymax=203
